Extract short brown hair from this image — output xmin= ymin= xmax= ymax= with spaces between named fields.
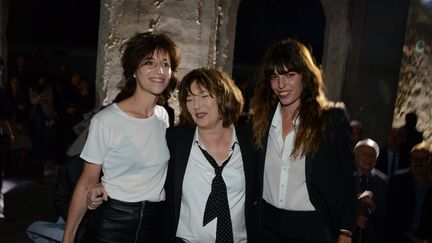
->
xmin=115 ymin=32 xmax=181 ymax=103
xmin=178 ymin=68 xmax=244 ymax=127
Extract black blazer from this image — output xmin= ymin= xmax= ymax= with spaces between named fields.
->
xmin=257 ymin=107 xmax=358 ymax=239
xmin=164 ymin=124 xmax=259 ymax=242
xmin=376 ymin=146 xmax=410 ymax=176
xmin=386 ymin=170 xmax=432 ymax=241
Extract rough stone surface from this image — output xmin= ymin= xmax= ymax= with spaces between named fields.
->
xmin=95 ymin=0 xmax=240 ymax=114
xmin=341 ymin=0 xmax=410 ymax=143
xmin=320 ymin=0 xmax=350 ymax=101
xmin=393 ymin=0 xmax=432 ymax=144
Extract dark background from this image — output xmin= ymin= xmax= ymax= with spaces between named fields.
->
xmin=6 ymin=0 xmax=325 ymax=84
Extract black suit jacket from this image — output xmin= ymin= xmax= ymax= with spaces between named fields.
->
xmin=257 ymin=107 xmax=358 ymax=240
xmin=164 ymin=124 xmax=259 ymax=242
xmin=386 ymin=170 xmax=432 ymax=242
xmin=354 ymin=168 xmax=387 ymax=241
xmin=376 ymin=146 xmax=410 ymax=176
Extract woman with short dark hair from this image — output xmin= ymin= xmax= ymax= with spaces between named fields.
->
xmin=62 ymin=32 xmax=181 ymax=243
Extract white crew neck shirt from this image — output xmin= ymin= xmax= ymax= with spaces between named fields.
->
xmin=80 ymin=103 xmax=170 ymax=202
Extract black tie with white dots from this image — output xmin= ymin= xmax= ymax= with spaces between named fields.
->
xmin=198 ymin=144 xmax=234 ymax=243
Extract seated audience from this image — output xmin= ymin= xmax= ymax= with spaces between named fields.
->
xmin=26 ymin=114 xmax=94 ymax=242
xmin=376 ymin=127 xmax=409 ymax=178
xmin=386 ymin=142 xmax=432 ymax=243
xmin=353 ymin=138 xmax=386 ymax=243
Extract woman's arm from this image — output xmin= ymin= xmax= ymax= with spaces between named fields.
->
xmin=62 ymin=162 xmax=101 ymax=243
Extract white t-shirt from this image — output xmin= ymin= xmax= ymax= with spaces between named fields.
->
xmin=80 ymin=103 xmax=170 ymax=202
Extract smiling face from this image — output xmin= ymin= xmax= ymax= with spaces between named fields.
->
xmin=186 ymin=81 xmax=221 ymax=130
xmin=270 ymin=68 xmax=303 ymax=110
xmin=410 ymin=149 xmax=431 ymax=177
xmin=355 ymin=145 xmax=378 ymax=173
xmin=134 ymin=50 xmax=172 ymax=97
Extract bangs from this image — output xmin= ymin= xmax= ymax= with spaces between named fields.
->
xmin=185 ymin=72 xmax=214 ymax=95
xmin=264 ymin=48 xmax=298 ymax=77
xmin=129 ymin=33 xmax=179 ymax=70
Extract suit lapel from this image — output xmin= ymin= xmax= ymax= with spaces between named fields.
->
xmin=174 ymin=126 xmax=195 ymax=215
xmin=236 ymin=126 xmax=251 ymax=197
xmin=258 ymin=105 xmax=278 ymax=197
xmin=305 ymin=154 xmax=313 ymax=185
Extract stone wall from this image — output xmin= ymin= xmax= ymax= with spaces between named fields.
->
xmin=393 ymin=0 xmax=432 ymax=144
xmin=320 ymin=0 xmax=350 ymax=101
xmin=342 ymin=0 xmax=410 ymax=144
xmin=95 ymin=0 xmax=240 ymax=108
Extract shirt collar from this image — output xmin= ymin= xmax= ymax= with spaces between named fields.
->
xmin=193 ymin=126 xmax=238 ymax=151
xmin=271 ymin=103 xmax=300 ymax=129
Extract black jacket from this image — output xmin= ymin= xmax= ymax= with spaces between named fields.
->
xmin=256 ymin=107 xmax=358 ymax=240
xmin=164 ymin=124 xmax=259 ymax=242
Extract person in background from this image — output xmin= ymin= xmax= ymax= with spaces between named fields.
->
xmin=386 ymin=142 xmax=432 ymax=243
xmin=5 ymin=74 xmax=32 ymax=175
xmin=250 ymin=38 xmax=357 ymax=243
xmin=350 ymin=120 xmax=364 ymax=145
xmin=0 ymin=57 xmax=14 ymax=219
xmin=353 ymin=138 xmax=387 ymax=243
xmin=376 ymin=127 xmax=409 ymax=179
xmin=28 ymin=73 xmax=59 ymax=166
xmin=26 ymin=106 xmax=100 ymax=243
xmin=27 ymin=155 xmax=87 ymax=243
xmin=62 ymin=32 xmax=180 ymax=243
xmin=401 ymin=112 xmax=423 ymax=160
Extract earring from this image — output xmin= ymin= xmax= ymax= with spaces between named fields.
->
xmin=133 ymin=74 xmax=137 ymax=79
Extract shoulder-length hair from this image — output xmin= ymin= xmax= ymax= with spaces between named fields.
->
xmin=178 ymin=68 xmax=244 ymax=128
xmin=114 ymin=32 xmax=181 ymax=103
xmin=251 ymin=38 xmax=329 ymax=158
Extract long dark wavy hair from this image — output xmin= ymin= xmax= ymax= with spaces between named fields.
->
xmin=178 ymin=68 xmax=244 ymax=128
xmin=114 ymin=32 xmax=181 ymax=104
xmin=251 ymin=38 xmax=330 ymax=158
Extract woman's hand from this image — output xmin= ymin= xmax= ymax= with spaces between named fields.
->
xmin=87 ymin=183 xmax=108 ymax=210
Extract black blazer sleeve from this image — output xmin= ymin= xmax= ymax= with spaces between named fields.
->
xmin=307 ymin=108 xmax=358 ymax=236
xmin=331 ymin=108 xmax=358 ymax=233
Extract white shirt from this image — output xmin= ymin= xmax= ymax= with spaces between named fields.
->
xmin=176 ymin=127 xmax=247 ymax=243
xmin=80 ymin=103 xmax=170 ymax=202
xmin=263 ymin=104 xmax=315 ymax=211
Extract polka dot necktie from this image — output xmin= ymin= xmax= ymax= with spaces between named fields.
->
xmin=198 ymin=144 xmax=234 ymax=243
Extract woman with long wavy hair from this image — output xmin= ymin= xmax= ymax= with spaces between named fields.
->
xmin=251 ymin=38 xmax=357 ymax=243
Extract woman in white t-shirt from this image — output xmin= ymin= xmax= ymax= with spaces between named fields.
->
xmin=62 ymin=32 xmax=181 ymax=243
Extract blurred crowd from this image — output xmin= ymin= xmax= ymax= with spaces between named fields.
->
xmin=0 ymin=54 xmax=94 ymax=180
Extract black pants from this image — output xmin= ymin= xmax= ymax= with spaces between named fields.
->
xmin=258 ymin=200 xmax=333 ymax=243
xmin=83 ymin=197 xmax=165 ymax=243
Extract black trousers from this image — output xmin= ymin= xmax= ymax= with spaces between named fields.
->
xmin=83 ymin=197 xmax=165 ymax=243
xmin=258 ymin=200 xmax=333 ymax=243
